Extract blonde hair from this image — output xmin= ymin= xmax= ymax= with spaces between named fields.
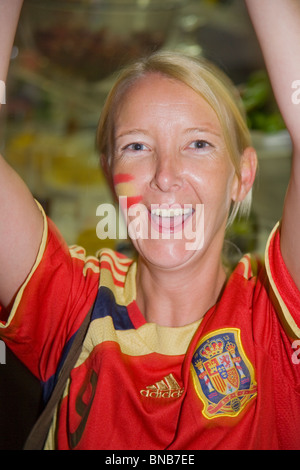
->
xmin=96 ymin=50 xmax=252 ymax=226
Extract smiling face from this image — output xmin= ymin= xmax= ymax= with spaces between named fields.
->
xmin=112 ymin=73 xmax=241 ymax=270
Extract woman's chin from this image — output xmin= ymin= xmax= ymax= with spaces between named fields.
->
xmin=133 ymin=237 xmax=202 ymax=271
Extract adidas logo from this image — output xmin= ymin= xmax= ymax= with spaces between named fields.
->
xmin=140 ymin=374 xmax=184 ymax=399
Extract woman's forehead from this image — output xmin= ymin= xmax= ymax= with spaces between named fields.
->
xmin=118 ymin=73 xmax=200 ymax=104
xmin=115 ymin=73 xmax=220 ymax=129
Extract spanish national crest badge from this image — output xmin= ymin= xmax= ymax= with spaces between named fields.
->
xmin=191 ymin=328 xmax=257 ymax=419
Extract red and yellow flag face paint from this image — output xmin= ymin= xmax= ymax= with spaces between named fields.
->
xmin=113 ymin=173 xmax=142 ymax=211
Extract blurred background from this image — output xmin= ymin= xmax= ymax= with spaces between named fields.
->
xmin=1 ymin=0 xmax=291 ymax=258
xmin=0 ymin=0 xmax=292 ymax=449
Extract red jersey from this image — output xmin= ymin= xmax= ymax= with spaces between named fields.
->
xmin=1 ymin=206 xmax=300 ymax=450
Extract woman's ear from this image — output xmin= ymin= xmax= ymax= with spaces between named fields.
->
xmin=232 ymin=146 xmax=258 ymax=202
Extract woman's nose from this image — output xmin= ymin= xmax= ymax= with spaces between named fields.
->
xmin=150 ymin=153 xmax=183 ymax=193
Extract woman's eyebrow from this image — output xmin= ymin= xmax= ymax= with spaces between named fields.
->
xmin=184 ymin=127 xmax=222 ymax=138
xmin=115 ymin=129 xmax=150 ymax=140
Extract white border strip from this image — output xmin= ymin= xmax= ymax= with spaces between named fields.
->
xmin=0 ymin=81 xmax=6 ymax=105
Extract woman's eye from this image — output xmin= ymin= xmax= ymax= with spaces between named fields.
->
xmin=125 ymin=143 xmax=146 ymax=151
xmin=189 ymin=140 xmax=211 ymax=150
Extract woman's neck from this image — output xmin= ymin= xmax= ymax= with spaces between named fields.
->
xmin=135 ymin=252 xmax=227 ymax=328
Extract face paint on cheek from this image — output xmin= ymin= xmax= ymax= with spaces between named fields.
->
xmin=113 ymin=173 xmax=143 ymax=210
xmin=125 ymin=195 xmax=143 ymax=209
xmin=113 ymin=173 xmax=134 ymax=185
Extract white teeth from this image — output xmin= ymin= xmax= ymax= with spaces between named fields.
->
xmin=151 ymin=207 xmax=192 ymax=217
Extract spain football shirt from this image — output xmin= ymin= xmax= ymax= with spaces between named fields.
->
xmin=1 ymin=204 xmax=300 ymax=449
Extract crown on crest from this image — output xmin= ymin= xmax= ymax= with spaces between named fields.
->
xmin=200 ymin=339 xmax=224 ymax=359
xmin=225 ymin=342 xmax=236 ymax=355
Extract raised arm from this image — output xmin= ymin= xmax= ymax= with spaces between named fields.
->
xmin=0 ymin=0 xmax=44 ymax=309
xmin=0 ymin=0 xmax=23 ymax=84
xmin=245 ymin=0 xmax=300 ymax=288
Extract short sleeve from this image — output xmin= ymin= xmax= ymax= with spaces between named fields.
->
xmin=0 ymin=207 xmax=100 ymax=381
xmin=265 ymin=222 xmax=300 ymax=339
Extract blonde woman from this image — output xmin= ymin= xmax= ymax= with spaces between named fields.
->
xmin=0 ymin=0 xmax=300 ymax=450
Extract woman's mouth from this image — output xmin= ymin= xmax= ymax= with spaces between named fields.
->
xmin=149 ymin=205 xmax=194 ymax=234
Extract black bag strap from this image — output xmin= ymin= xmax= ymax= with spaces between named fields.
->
xmin=23 ymin=305 xmax=93 ymax=450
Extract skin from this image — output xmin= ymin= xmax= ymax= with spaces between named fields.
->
xmin=113 ymin=74 xmax=256 ymax=326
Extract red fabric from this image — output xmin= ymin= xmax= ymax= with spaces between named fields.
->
xmin=1 ymin=219 xmax=300 ymax=449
